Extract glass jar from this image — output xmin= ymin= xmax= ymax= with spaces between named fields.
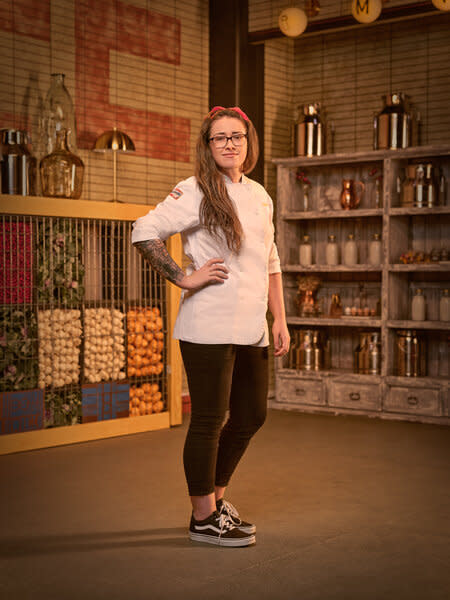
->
xmin=43 ymin=73 xmax=77 ymax=155
xmin=411 ymin=288 xmax=426 ymax=321
xmin=40 ymin=128 xmax=84 ymax=199
xmin=326 ymin=234 xmax=339 ymax=265
xmin=299 ymin=234 xmax=313 ymax=266
xmin=439 ymin=289 xmax=449 ymax=322
xmin=368 ymin=233 xmax=382 ymax=266
xmin=343 ymin=233 xmax=358 ymax=266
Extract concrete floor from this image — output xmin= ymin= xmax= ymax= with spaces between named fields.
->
xmin=1 ymin=409 xmax=449 ymax=600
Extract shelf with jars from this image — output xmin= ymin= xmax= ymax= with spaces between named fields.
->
xmin=272 ymin=145 xmax=450 ymax=425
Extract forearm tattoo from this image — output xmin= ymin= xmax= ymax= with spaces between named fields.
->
xmin=134 ymin=239 xmax=185 ymax=286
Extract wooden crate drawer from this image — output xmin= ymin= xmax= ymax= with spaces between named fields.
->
xmin=385 ymin=386 xmax=441 ymax=417
xmin=328 ymin=381 xmax=381 ymax=411
xmin=277 ymin=376 xmax=325 ymax=406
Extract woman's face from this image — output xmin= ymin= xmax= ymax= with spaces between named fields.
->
xmin=208 ymin=116 xmax=248 ymax=174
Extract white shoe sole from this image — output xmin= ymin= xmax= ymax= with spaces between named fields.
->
xmin=189 ymin=531 xmax=256 ymax=547
xmin=236 ymin=524 xmax=256 ymax=535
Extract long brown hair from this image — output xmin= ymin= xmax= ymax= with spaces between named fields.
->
xmin=195 ymin=107 xmax=259 ymax=253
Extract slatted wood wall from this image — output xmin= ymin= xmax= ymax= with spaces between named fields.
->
xmin=0 ymin=0 xmax=209 ymax=205
xmin=260 ymin=6 xmax=450 ymax=204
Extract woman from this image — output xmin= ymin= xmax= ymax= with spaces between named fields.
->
xmin=132 ymin=106 xmax=290 ymax=547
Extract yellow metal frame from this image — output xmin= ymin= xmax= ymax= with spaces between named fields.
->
xmin=0 ymin=195 xmax=182 ymax=455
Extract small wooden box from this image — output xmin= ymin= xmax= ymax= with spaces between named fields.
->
xmin=81 ymin=382 xmax=130 ymax=423
xmin=0 ymin=390 xmax=44 ymax=434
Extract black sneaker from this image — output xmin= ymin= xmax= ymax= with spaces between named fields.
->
xmin=216 ymin=498 xmax=256 ymax=535
xmin=189 ymin=510 xmax=255 ymax=547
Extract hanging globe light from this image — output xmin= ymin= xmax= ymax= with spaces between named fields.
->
xmin=431 ymin=0 xmax=450 ymax=10
xmin=278 ymin=7 xmax=308 ymax=37
xmin=351 ymin=0 xmax=382 ymax=24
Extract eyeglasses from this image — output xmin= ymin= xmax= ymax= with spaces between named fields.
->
xmin=209 ymin=133 xmax=247 ymax=149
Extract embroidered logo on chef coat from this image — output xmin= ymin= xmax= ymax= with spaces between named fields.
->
xmin=169 ymin=187 xmax=183 ymax=200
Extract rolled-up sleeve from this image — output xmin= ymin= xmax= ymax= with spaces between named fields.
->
xmin=266 ymin=193 xmax=281 ymax=274
xmin=131 ymin=178 xmax=201 ymax=243
xmin=268 ymin=241 xmax=281 ymax=274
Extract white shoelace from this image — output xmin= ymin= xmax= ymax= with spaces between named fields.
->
xmin=216 ymin=512 xmax=235 ymax=539
xmin=219 ymin=500 xmax=242 ymax=526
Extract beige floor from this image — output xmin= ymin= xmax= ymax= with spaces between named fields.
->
xmin=1 ymin=408 xmax=449 ymax=600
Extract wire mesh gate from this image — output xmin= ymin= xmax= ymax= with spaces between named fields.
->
xmin=1 ymin=213 xmax=168 ymax=436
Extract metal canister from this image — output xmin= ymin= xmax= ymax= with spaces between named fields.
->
xmin=374 ymin=93 xmax=413 ymax=150
xmin=298 ymin=330 xmax=314 ymax=370
xmin=294 ymin=103 xmax=326 ymax=157
xmin=368 ymin=332 xmax=381 ymax=375
xmin=396 ymin=330 xmax=425 ymax=377
xmin=0 ymin=129 xmax=36 ymax=195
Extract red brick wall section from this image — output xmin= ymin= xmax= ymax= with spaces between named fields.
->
xmin=74 ymin=0 xmax=190 ymax=161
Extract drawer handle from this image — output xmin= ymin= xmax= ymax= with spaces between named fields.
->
xmin=407 ymin=396 xmax=419 ymax=406
xmin=349 ymin=392 xmax=360 ymax=402
xmin=295 ymin=387 xmax=306 ymax=396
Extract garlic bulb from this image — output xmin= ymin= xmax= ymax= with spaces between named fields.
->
xmin=38 ymin=309 xmax=81 ymax=388
xmin=83 ymin=308 xmax=126 ymax=383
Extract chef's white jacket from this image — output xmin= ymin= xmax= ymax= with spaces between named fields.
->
xmin=131 ymin=174 xmax=281 ymax=346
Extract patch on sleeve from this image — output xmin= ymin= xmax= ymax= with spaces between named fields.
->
xmin=169 ymin=187 xmax=183 ymax=200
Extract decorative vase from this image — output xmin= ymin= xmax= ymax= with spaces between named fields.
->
xmin=40 ymin=129 xmax=84 ymax=199
xmin=43 ymin=73 xmax=77 ymax=155
xmin=340 ymin=179 xmax=364 ymax=210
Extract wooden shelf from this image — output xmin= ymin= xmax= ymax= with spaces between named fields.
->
xmin=0 ymin=411 xmax=170 ymax=456
xmin=0 ymin=194 xmax=152 ymax=221
xmin=388 ymin=320 xmax=450 ymax=331
xmin=275 ymin=144 xmax=450 ymax=425
xmin=389 ymin=263 xmax=450 ymax=272
xmin=390 ymin=206 xmax=450 ymax=216
xmin=287 ymin=316 xmax=382 ymax=327
xmin=282 ymin=209 xmax=383 ymax=220
xmin=282 ymin=264 xmax=383 ymax=272
xmin=272 ymin=145 xmax=450 ymax=168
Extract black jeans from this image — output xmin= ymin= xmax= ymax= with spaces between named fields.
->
xmin=180 ymin=341 xmax=269 ymax=496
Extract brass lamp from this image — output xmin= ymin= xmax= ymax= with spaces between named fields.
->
xmin=93 ymin=127 xmax=135 ymax=202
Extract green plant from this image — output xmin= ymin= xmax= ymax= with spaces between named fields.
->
xmin=37 ymin=219 xmax=85 ymax=306
xmin=44 ymin=388 xmax=82 ymax=427
xmin=0 ymin=308 xmax=38 ymax=391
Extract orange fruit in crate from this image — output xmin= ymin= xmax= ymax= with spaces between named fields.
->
xmin=152 ymin=307 xmax=160 ymax=317
xmin=128 ymin=366 xmax=136 ymax=377
xmin=145 ymin=402 xmax=153 ymax=415
xmin=155 ymin=317 xmax=163 ymax=331
xmin=153 ymin=400 xmax=164 ymax=413
xmin=153 ymin=391 xmax=162 ymax=402
xmin=139 ymin=400 xmax=147 ymax=415
xmin=150 ymin=383 xmax=159 ymax=394
xmin=155 ymin=331 xmax=164 ymax=340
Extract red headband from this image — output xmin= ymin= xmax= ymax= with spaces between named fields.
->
xmin=208 ymin=106 xmax=249 ymax=122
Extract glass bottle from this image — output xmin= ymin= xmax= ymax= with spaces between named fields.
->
xmin=299 ymin=234 xmax=313 ymax=266
xmin=425 ymin=163 xmax=436 ymax=208
xmin=368 ymin=233 xmax=382 ymax=266
xmin=40 ymin=128 xmax=84 ymax=199
xmin=411 ymin=288 xmax=426 ymax=321
xmin=43 ymin=73 xmax=77 ymax=155
xmin=439 ymin=289 xmax=449 ymax=322
xmin=343 ymin=233 xmax=358 ymax=266
xmin=326 ymin=234 xmax=339 ymax=265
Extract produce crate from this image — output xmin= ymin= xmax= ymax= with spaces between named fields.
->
xmin=0 ymin=198 xmax=182 ymax=454
xmin=0 ymin=389 xmax=44 ymax=434
xmin=81 ymin=382 xmax=130 ymax=422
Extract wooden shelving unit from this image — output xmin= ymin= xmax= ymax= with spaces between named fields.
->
xmin=272 ymin=146 xmax=450 ymax=425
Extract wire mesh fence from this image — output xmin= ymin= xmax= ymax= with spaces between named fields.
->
xmin=0 ymin=214 xmax=167 ymax=435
